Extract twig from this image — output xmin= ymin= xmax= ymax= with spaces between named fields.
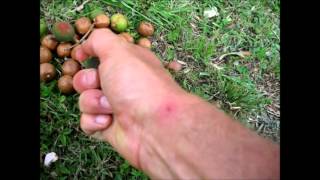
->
xmin=257 ymin=123 xmax=264 ymax=133
xmin=68 ymin=23 xmax=95 ymax=50
xmin=69 ymin=42 xmax=79 ymax=50
xmin=80 ymin=23 xmax=95 ymax=41
xmin=247 ymin=117 xmax=258 ymax=123
xmin=266 ymin=108 xmax=280 ymax=118
xmin=210 ymin=63 xmax=224 ymax=70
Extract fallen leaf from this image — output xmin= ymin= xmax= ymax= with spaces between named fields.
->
xmin=226 ymin=23 xmax=236 ymax=29
xmin=214 ymin=51 xmax=252 ymax=64
xmin=218 ymin=52 xmax=245 ymax=61
xmin=176 ymin=60 xmax=187 ymax=65
xmin=204 ymin=7 xmax=219 ymax=18
xmin=265 ymin=51 xmax=272 ymax=57
xmin=211 ymin=63 xmax=223 ymax=70
xmin=74 ymin=0 xmax=91 ymax=12
xmin=199 ymin=72 xmax=210 ymax=76
xmin=75 ymin=5 xmax=84 ymax=12
xmin=183 ymin=68 xmax=191 ymax=73
xmin=240 ymin=51 xmax=252 ymax=56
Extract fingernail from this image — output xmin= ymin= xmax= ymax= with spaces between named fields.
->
xmin=100 ymin=96 xmax=110 ymax=108
xmin=82 ymin=70 xmax=96 ymax=85
xmin=95 ymin=115 xmax=108 ymax=125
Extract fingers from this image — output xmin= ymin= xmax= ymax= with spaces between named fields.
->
xmin=80 ymin=113 xmax=116 ymax=147
xmin=73 ymin=69 xmax=100 ymax=93
xmin=80 ymin=113 xmax=113 ymax=135
xmin=79 ymin=89 xmax=112 ymax=114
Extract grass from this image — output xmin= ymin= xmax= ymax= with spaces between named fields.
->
xmin=40 ymin=0 xmax=280 ymax=179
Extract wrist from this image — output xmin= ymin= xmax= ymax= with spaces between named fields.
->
xmin=139 ymin=92 xmax=279 ymax=179
xmin=137 ymin=92 xmax=206 ymax=178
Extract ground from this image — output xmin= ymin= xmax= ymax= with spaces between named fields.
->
xmin=40 ymin=0 xmax=280 ymax=179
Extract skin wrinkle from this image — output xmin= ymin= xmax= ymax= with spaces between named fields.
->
xmin=110 ymin=113 xmax=143 ymax=169
xmin=141 ymin=97 xmax=204 ymax=178
xmin=140 ymin=128 xmax=180 ymax=179
xmin=170 ymin=101 xmax=208 ymax=179
xmin=136 ymin=95 xmax=194 ymax=178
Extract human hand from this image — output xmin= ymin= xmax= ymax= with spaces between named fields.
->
xmin=73 ymin=28 xmax=191 ymax=170
xmin=73 ymin=28 xmax=279 ymax=179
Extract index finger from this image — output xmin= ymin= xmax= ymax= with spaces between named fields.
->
xmin=72 ymin=44 xmax=89 ymax=62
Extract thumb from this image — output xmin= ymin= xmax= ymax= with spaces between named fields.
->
xmin=74 ymin=28 xmax=120 ymax=62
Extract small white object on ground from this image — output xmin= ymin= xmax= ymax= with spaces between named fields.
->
xmin=44 ymin=152 xmax=58 ymax=167
xmin=204 ymin=7 xmax=219 ymax=18
xmin=183 ymin=68 xmax=191 ymax=74
xmin=266 ymin=51 xmax=272 ymax=57
xmin=177 ymin=60 xmax=187 ymax=65
xmin=74 ymin=0 xmax=91 ymax=12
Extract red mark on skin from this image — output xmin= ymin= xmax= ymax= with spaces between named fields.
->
xmin=165 ymin=106 xmax=172 ymax=113
xmin=156 ymin=100 xmax=179 ymax=124
xmin=58 ymin=22 xmax=71 ymax=34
